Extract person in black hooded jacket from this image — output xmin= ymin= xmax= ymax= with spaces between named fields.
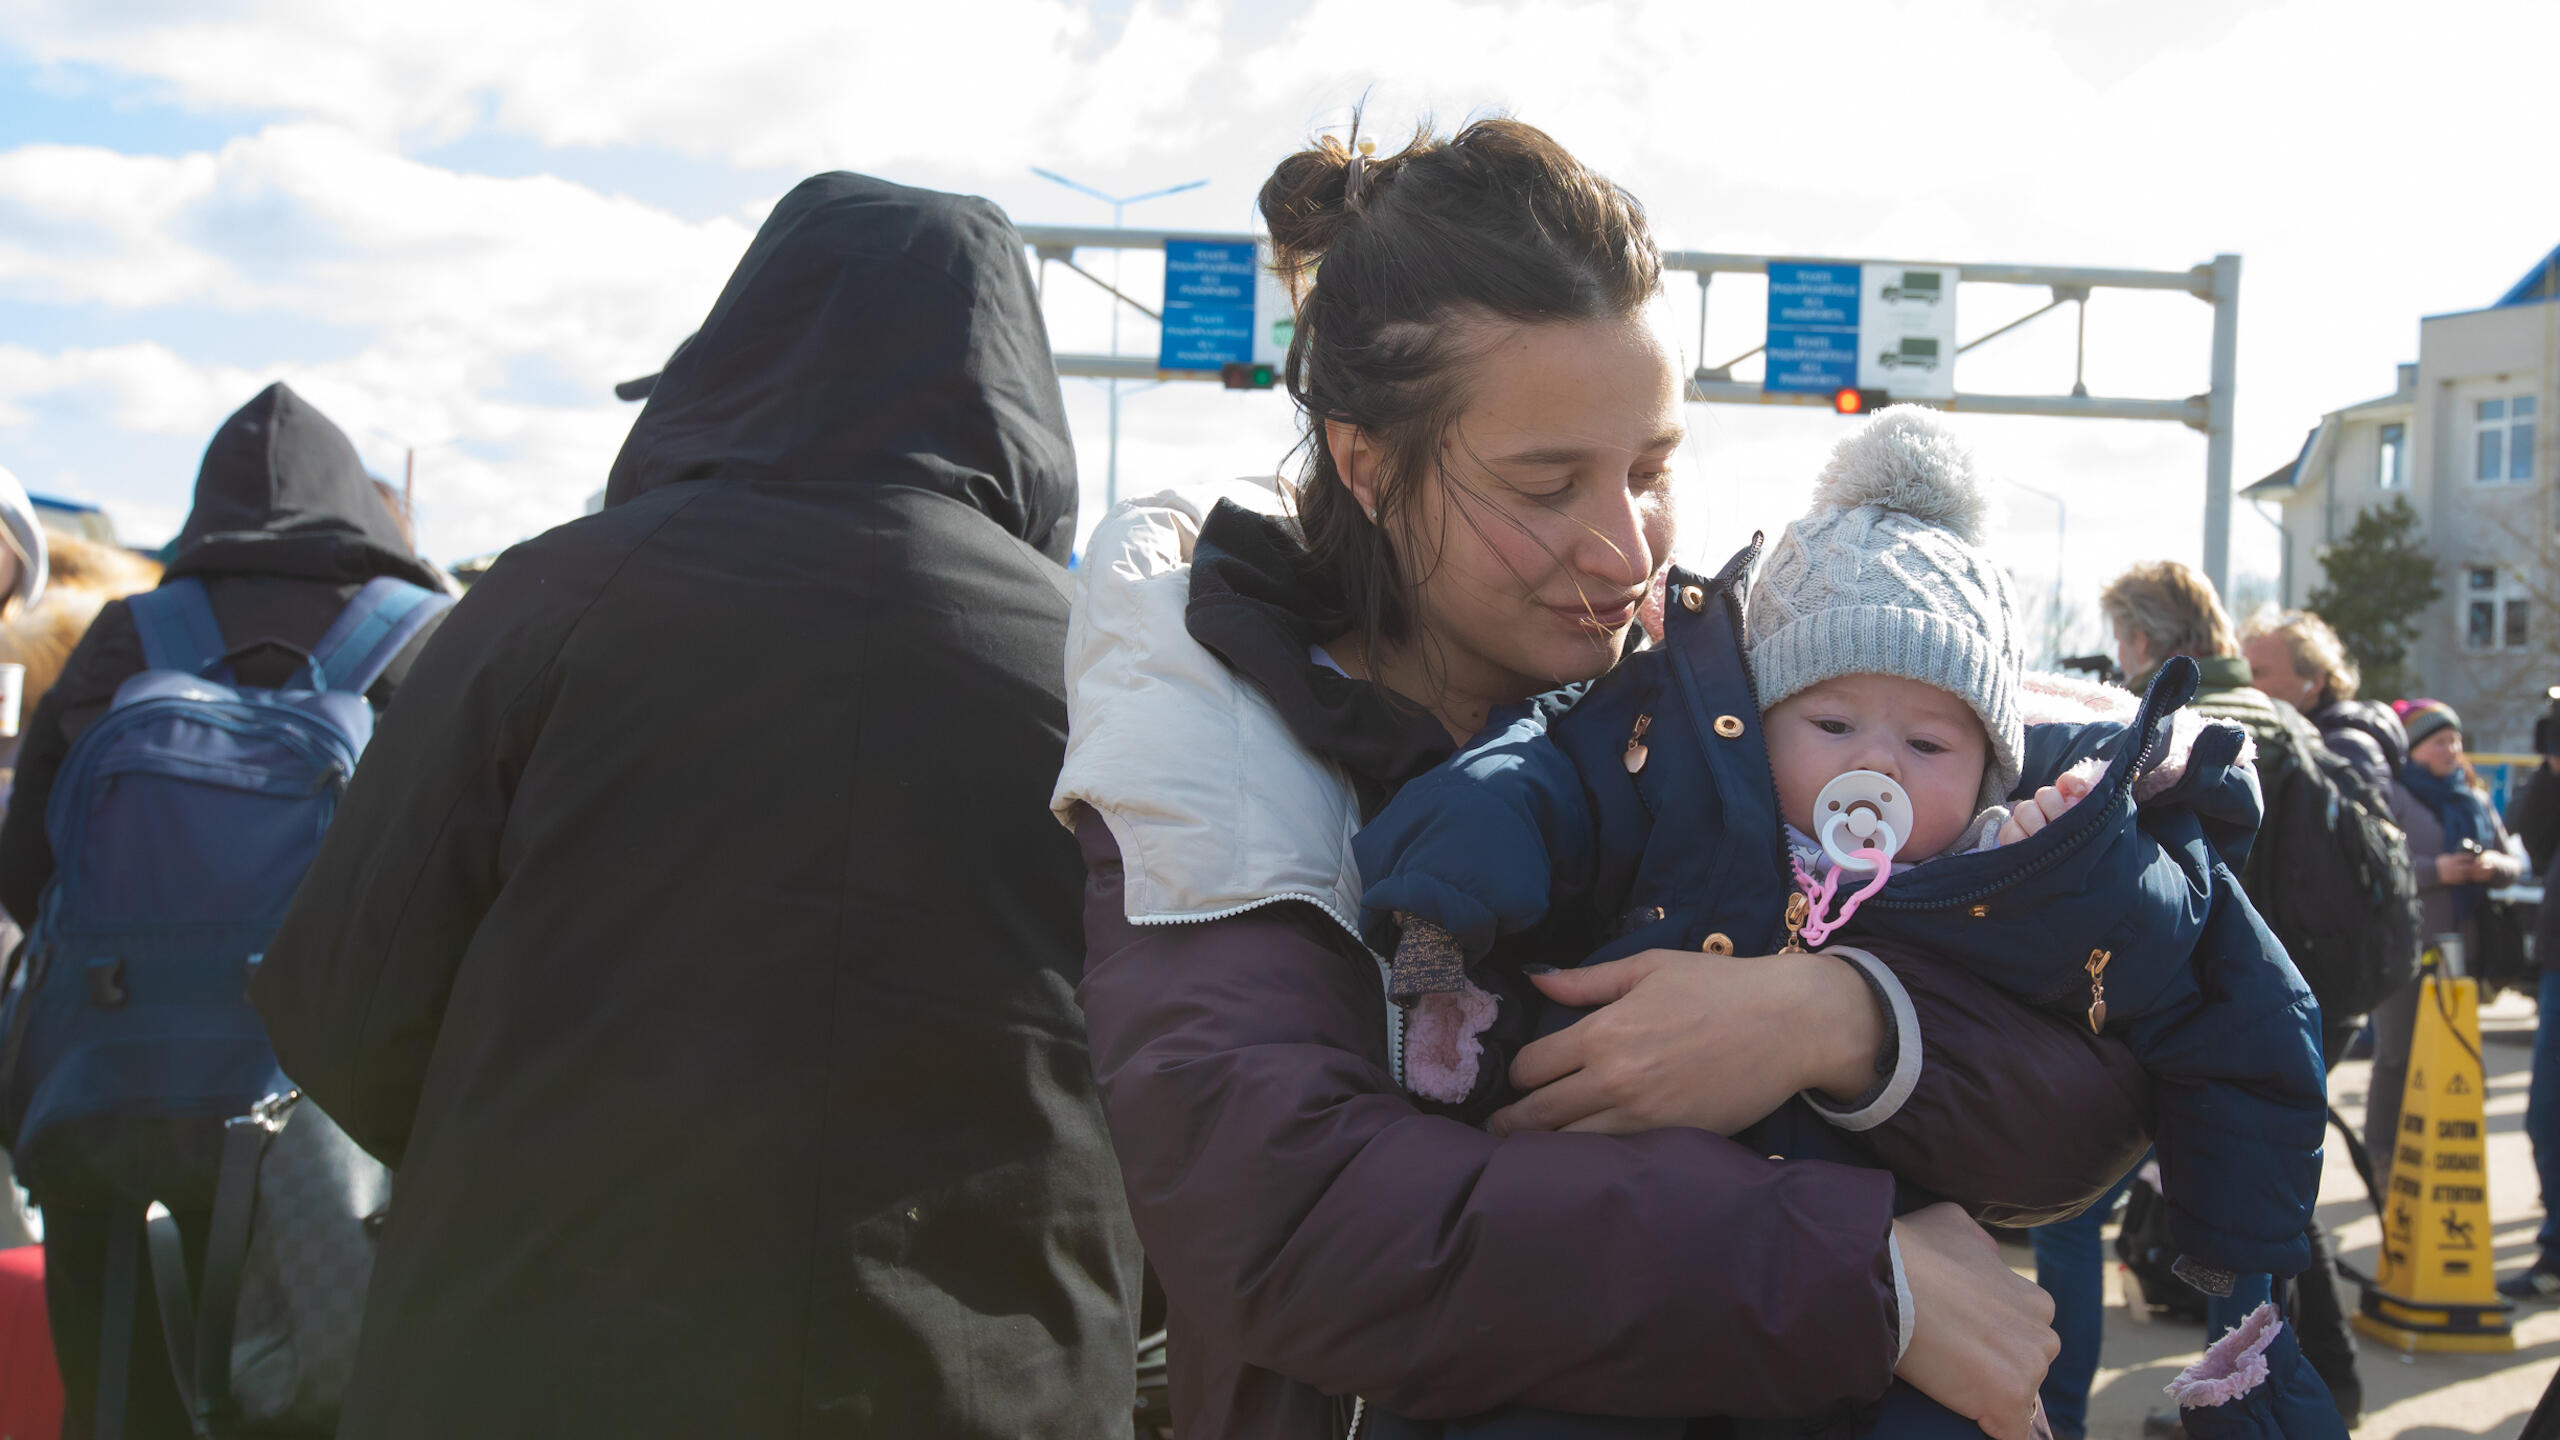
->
xmin=0 ymin=380 xmax=448 ymax=1439
xmin=249 ymin=174 xmax=1142 ymax=1438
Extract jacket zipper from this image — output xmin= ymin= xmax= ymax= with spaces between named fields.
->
xmin=1860 ymin=693 xmax=2178 ymax=922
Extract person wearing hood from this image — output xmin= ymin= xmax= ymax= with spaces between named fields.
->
xmin=0 ymin=383 xmax=445 ymax=1439
xmin=250 ymin=175 xmax=1140 ymax=1438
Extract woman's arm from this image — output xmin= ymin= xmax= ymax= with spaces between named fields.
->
xmin=1072 ymin=813 xmax=1907 ymax=1420
xmin=1499 ymin=945 xmax=2153 ymax=1223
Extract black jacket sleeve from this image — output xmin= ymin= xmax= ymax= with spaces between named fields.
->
xmin=252 ymin=569 xmax=560 ymax=1167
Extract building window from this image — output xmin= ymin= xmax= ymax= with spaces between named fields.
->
xmin=2465 ymin=565 xmax=2530 ymax=650
xmin=2378 ymin=423 xmax=2406 ymax=490
xmin=2475 ymin=395 xmax=2537 ymax=483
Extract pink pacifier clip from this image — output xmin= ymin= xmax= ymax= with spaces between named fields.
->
xmin=1790 ymin=849 xmax=1893 ymax=949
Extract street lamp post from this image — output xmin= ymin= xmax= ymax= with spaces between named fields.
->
xmin=2003 ymin=477 xmax=2070 ymax=664
xmin=1030 ymin=168 xmax=1208 ymax=508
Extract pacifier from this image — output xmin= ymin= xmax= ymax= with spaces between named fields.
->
xmin=1814 ymin=770 xmax=1913 ymax=872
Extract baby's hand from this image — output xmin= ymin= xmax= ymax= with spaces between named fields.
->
xmin=1994 ymin=771 xmax=2094 ymax=846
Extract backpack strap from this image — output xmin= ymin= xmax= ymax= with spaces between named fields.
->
xmin=308 ymin=578 xmax=453 ymax=697
xmin=125 ymin=579 xmax=229 ymax=679
xmin=189 ymin=1109 xmax=274 ymax=1427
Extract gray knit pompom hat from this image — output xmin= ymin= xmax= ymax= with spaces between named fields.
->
xmin=1746 ymin=406 xmax=2024 ymax=808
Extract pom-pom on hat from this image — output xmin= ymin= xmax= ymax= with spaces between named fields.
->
xmin=2392 ymin=698 xmax=2460 ymax=751
xmin=1746 ymin=406 xmax=2024 ymax=808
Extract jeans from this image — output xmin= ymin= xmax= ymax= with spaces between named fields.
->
xmin=2528 ymin=966 xmax=2560 ymax=1266
xmin=2029 ymin=1174 xmax=2135 ymax=1440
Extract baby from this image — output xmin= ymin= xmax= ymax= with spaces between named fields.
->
xmin=1354 ymin=409 xmax=2339 ymax=1440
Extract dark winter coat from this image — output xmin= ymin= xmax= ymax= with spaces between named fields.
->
xmin=0 ymin=381 xmax=446 ymax=929
xmin=2307 ymin=698 xmax=2407 ymax=797
xmin=1058 ymin=497 xmax=2157 ymax=1439
xmin=251 ymin=174 xmax=1141 ymax=1438
xmin=1360 ymin=560 xmax=2327 ymax=1283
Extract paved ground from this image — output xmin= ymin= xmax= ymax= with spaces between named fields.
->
xmin=2002 ymin=990 xmax=2560 ymax=1439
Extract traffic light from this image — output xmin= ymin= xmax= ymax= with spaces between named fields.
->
xmin=1221 ymin=362 xmax=1277 ymax=390
xmin=1832 ymin=387 xmax=1889 ymax=415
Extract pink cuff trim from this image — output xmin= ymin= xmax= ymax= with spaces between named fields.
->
xmin=2167 ymin=1303 xmax=2281 ymax=1408
xmin=1406 ymin=980 xmax=1499 ymax=1105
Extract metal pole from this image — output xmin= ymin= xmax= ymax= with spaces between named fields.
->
xmin=2004 ymin=478 xmax=2068 ymax=663
xmin=1024 ymin=178 xmax=1207 ymax=512
xmin=2202 ymin=253 xmax=2242 ymax=598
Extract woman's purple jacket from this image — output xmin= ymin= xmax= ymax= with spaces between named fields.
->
xmin=1058 ymin=503 xmax=2154 ymax=1439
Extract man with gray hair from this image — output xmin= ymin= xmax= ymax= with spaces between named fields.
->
xmin=2240 ymin=608 xmax=2405 ymax=794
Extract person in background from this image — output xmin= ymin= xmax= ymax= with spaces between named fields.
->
xmin=0 ymin=467 xmax=49 ymax=636
xmin=0 ymin=534 xmax=162 ymax=774
xmin=2374 ymin=700 xmax=2524 ymax=1186
xmin=2508 ymin=722 xmax=2560 ymax=1300
xmin=2240 ymin=609 xmax=2407 ymax=793
xmin=0 ymin=463 xmax=51 ymax=1259
xmin=250 ymin=175 xmax=1142 ymax=1439
xmin=0 ymin=384 xmax=446 ymax=1440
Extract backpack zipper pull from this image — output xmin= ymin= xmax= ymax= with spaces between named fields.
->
xmin=1623 ymin=713 xmax=1653 ymax=774
xmin=2085 ymin=949 xmax=2112 ymax=1032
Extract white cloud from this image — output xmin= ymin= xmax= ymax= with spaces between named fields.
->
xmin=0 ymin=123 xmax=757 ymax=558
xmin=3 ymin=0 xmax=2557 ymax=606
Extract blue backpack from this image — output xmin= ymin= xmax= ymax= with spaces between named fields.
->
xmin=0 ymin=575 xmax=449 ymax=1210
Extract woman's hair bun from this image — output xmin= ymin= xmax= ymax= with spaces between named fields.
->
xmin=1259 ymin=135 xmax=1359 ymax=275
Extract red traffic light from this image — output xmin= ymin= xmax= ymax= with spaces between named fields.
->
xmin=1832 ymin=387 xmax=1888 ymax=415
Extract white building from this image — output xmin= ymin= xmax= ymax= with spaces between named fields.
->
xmin=2248 ymin=246 xmax=2560 ymax=751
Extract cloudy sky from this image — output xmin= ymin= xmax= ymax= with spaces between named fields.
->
xmin=3 ymin=0 xmax=2555 ymax=653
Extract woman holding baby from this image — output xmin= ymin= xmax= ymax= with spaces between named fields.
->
xmin=1053 ymin=119 xmax=2173 ymax=1439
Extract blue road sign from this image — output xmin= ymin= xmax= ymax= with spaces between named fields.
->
xmin=1765 ymin=261 xmax=1863 ymax=393
xmin=1160 ymin=240 xmax=1258 ymax=371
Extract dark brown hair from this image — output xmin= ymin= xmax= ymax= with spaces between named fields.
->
xmin=1258 ymin=115 xmax=1661 ymax=661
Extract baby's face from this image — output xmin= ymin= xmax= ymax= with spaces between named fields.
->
xmin=1764 ymin=674 xmax=1992 ymax=862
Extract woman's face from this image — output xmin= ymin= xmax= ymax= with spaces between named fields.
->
xmin=2414 ymin=727 xmax=2465 ymax=777
xmin=1378 ymin=315 xmax=1681 ymax=709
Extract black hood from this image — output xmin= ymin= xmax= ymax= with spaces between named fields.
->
xmin=604 ymin=173 xmax=1077 ymax=562
xmin=1188 ymin=500 xmax=1454 ymax=811
xmin=168 ymin=382 xmax=440 ymax=590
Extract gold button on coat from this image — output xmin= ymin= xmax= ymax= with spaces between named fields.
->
xmin=1701 ymin=932 xmax=1734 ymax=955
xmin=1713 ymin=714 xmax=1745 ymax=739
xmin=1678 ymin=584 xmax=1705 ymax=613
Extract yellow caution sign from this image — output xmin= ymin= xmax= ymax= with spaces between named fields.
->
xmin=2354 ymin=949 xmax=2514 ymax=1352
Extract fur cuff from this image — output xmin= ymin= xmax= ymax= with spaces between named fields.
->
xmin=1405 ymin=978 xmax=1500 ymax=1105
xmin=2167 ymin=1304 xmax=2281 ymax=1408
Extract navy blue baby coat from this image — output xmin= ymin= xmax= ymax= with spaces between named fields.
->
xmin=1356 ymin=544 xmax=2328 ymax=1286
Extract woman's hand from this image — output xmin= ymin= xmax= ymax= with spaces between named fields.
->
xmin=1893 ymin=1204 xmax=2060 ymax=1440
xmin=1488 ymin=948 xmax=1882 ymax=1136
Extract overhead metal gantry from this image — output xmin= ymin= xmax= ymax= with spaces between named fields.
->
xmin=1019 ymin=223 xmax=2242 ymax=593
